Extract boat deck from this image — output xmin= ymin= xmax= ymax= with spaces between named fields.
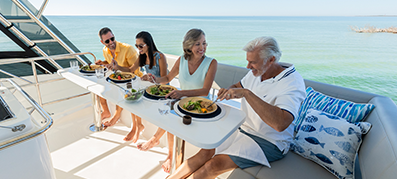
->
xmin=47 ymin=106 xmax=169 ymax=179
xmin=2 ymin=73 xmax=233 ymax=178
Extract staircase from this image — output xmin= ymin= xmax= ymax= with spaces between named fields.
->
xmin=0 ymin=0 xmax=90 ymax=78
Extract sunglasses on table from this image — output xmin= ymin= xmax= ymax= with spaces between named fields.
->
xmin=135 ymin=44 xmax=147 ymax=49
xmin=104 ymin=37 xmax=115 ymax=44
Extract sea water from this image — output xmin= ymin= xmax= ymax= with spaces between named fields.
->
xmin=16 ymin=16 xmax=397 ymax=103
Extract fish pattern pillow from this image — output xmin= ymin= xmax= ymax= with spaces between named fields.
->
xmin=294 ymin=87 xmax=375 ymax=132
xmin=290 ymin=108 xmax=371 ymax=179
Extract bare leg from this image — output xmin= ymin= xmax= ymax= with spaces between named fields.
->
xmin=99 ymin=97 xmax=111 ymax=120
xmin=162 ymin=132 xmax=175 ymax=173
xmin=124 ymin=113 xmax=145 ymax=142
xmin=124 ymin=113 xmax=137 ymax=141
xmin=187 ymin=154 xmax=238 ymax=179
xmin=167 ymin=149 xmax=215 ymax=179
xmin=103 ymin=105 xmax=122 ymax=127
xmin=137 ymin=127 xmax=166 ymax=151
xmin=132 ymin=115 xmax=144 ymax=143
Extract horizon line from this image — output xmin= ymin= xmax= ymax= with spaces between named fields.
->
xmin=44 ymin=15 xmax=397 ymax=17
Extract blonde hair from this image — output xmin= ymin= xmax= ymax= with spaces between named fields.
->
xmin=243 ymin=36 xmax=281 ymax=62
xmin=183 ymin=29 xmax=205 ymax=60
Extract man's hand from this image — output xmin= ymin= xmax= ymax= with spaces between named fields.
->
xmin=217 ymin=88 xmax=247 ymax=101
xmin=95 ymin=60 xmax=104 ymax=65
xmin=104 ymin=59 xmax=118 ymax=70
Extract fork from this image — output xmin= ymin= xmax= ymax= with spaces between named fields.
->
xmin=150 ymin=75 xmax=161 ymax=87
xmin=207 ymin=98 xmax=219 ymax=108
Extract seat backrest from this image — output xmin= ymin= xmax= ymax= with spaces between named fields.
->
xmin=213 ymin=63 xmax=249 ymax=89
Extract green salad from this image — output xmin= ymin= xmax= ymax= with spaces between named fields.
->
xmin=150 ymin=86 xmax=172 ymax=96
xmin=183 ymin=100 xmax=203 ymax=111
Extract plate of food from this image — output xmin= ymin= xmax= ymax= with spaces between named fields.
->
xmin=178 ymin=97 xmax=218 ymax=115
xmin=145 ymin=84 xmax=177 ymax=98
xmin=106 ymin=72 xmax=135 ymax=83
xmin=79 ymin=64 xmax=107 ymax=73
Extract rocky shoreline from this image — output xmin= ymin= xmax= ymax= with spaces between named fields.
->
xmin=351 ymin=25 xmax=397 ymax=34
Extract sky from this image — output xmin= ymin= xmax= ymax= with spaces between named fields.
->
xmin=29 ymin=0 xmax=397 ymax=16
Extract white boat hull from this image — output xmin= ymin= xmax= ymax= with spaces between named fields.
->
xmin=0 ymin=134 xmax=55 ymax=179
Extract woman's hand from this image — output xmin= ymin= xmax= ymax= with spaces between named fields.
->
xmin=165 ymin=90 xmax=184 ymax=99
xmin=217 ymin=88 xmax=246 ymax=101
xmin=141 ymin=73 xmax=156 ymax=83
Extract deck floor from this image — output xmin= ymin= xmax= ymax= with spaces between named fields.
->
xmin=2 ymin=73 xmax=234 ymax=179
xmin=46 ymin=107 xmax=170 ymax=179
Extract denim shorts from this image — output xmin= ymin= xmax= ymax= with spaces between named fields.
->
xmin=228 ymin=128 xmax=285 ymax=169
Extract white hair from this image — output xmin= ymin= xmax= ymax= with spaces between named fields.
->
xmin=243 ymin=36 xmax=282 ymax=62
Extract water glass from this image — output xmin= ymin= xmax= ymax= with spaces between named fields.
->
xmin=70 ymin=60 xmax=79 ymax=70
xmin=158 ymin=98 xmax=170 ymax=115
xmin=132 ymin=78 xmax=141 ymax=89
xmin=95 ymin=67 xmax=104 ymax=79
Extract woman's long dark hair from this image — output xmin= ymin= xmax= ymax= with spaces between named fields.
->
xmin=136 ymin=31 xmax=159 ymax=69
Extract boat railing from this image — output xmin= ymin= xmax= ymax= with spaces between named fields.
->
xmin=0 ymin=78 xmax=52 ymax=151
xmin=0 ymin=52 xmax=95 ymax=107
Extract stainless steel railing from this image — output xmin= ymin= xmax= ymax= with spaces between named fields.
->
xmin=0 ymin=78 xmax=53 ymax=151
xmin=36 ymin=0 xmax=49 ymax=19
xmin=0 ymin=52 xmax=94 ymax=106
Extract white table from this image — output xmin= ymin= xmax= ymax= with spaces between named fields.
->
xmin=58 ymin=68 xmax=246 ymax=170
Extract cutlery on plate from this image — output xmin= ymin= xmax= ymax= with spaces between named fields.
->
xmin=206 ymin=98 xmax=219 ymax=108
xmin=150 ymin=75 xmax=161 ymax=87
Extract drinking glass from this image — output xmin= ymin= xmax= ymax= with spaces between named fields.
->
xmin=132 ymin=77 xmax=141 ymax=89
xmin=158 ymin=98 xmax=170 ymax=115
xmin=70 ymin=60 xmax=79 ymax=71
xmin=95 ymin=67 xmax=104 ymax=79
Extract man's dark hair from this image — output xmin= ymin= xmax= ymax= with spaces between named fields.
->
xmin=99 ymin=27 xmax=112 ymax=39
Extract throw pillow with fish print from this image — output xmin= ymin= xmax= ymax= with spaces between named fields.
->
xmin=294 ymin=87 xmax=375 ymax=132
xmin=290 ymin=108 xmax=371 ymax=179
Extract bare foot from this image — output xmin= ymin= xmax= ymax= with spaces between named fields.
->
xmin=123 ymin=127 xmax=136 ymax=141
xmin=132 ymin=124 xmax=145 ymax=143
xmin=162 ymin=156 xmax=172 ymax=173
xmin=103 ymin=113 xmax=120 ymax=127
xmin=137 ymin=137 xmax=160 ymax=151
xmin=101 ymin=111 xmax=111 ymax=120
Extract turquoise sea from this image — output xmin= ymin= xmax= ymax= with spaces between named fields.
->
xmin=23 ymin=16 xmax=397 ymax=103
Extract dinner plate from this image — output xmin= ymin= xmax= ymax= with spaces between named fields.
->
xmin=107 ymin=72 xmax=136 ymax=83
xmin=173 ymin=101 xmax=224 ymax=121
xmin=178 ymin=97 xmax=218 ymax=115
xmin=79 ymin=65 xmax=107 ymax=73
xmin=143 ymin=91 xmax=165 ymax=100
xmin=145 ymin=84 xmax=177 ymax=98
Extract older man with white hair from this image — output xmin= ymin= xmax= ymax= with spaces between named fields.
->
xmin=168 ymin=36 xmax=306 ymax=179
